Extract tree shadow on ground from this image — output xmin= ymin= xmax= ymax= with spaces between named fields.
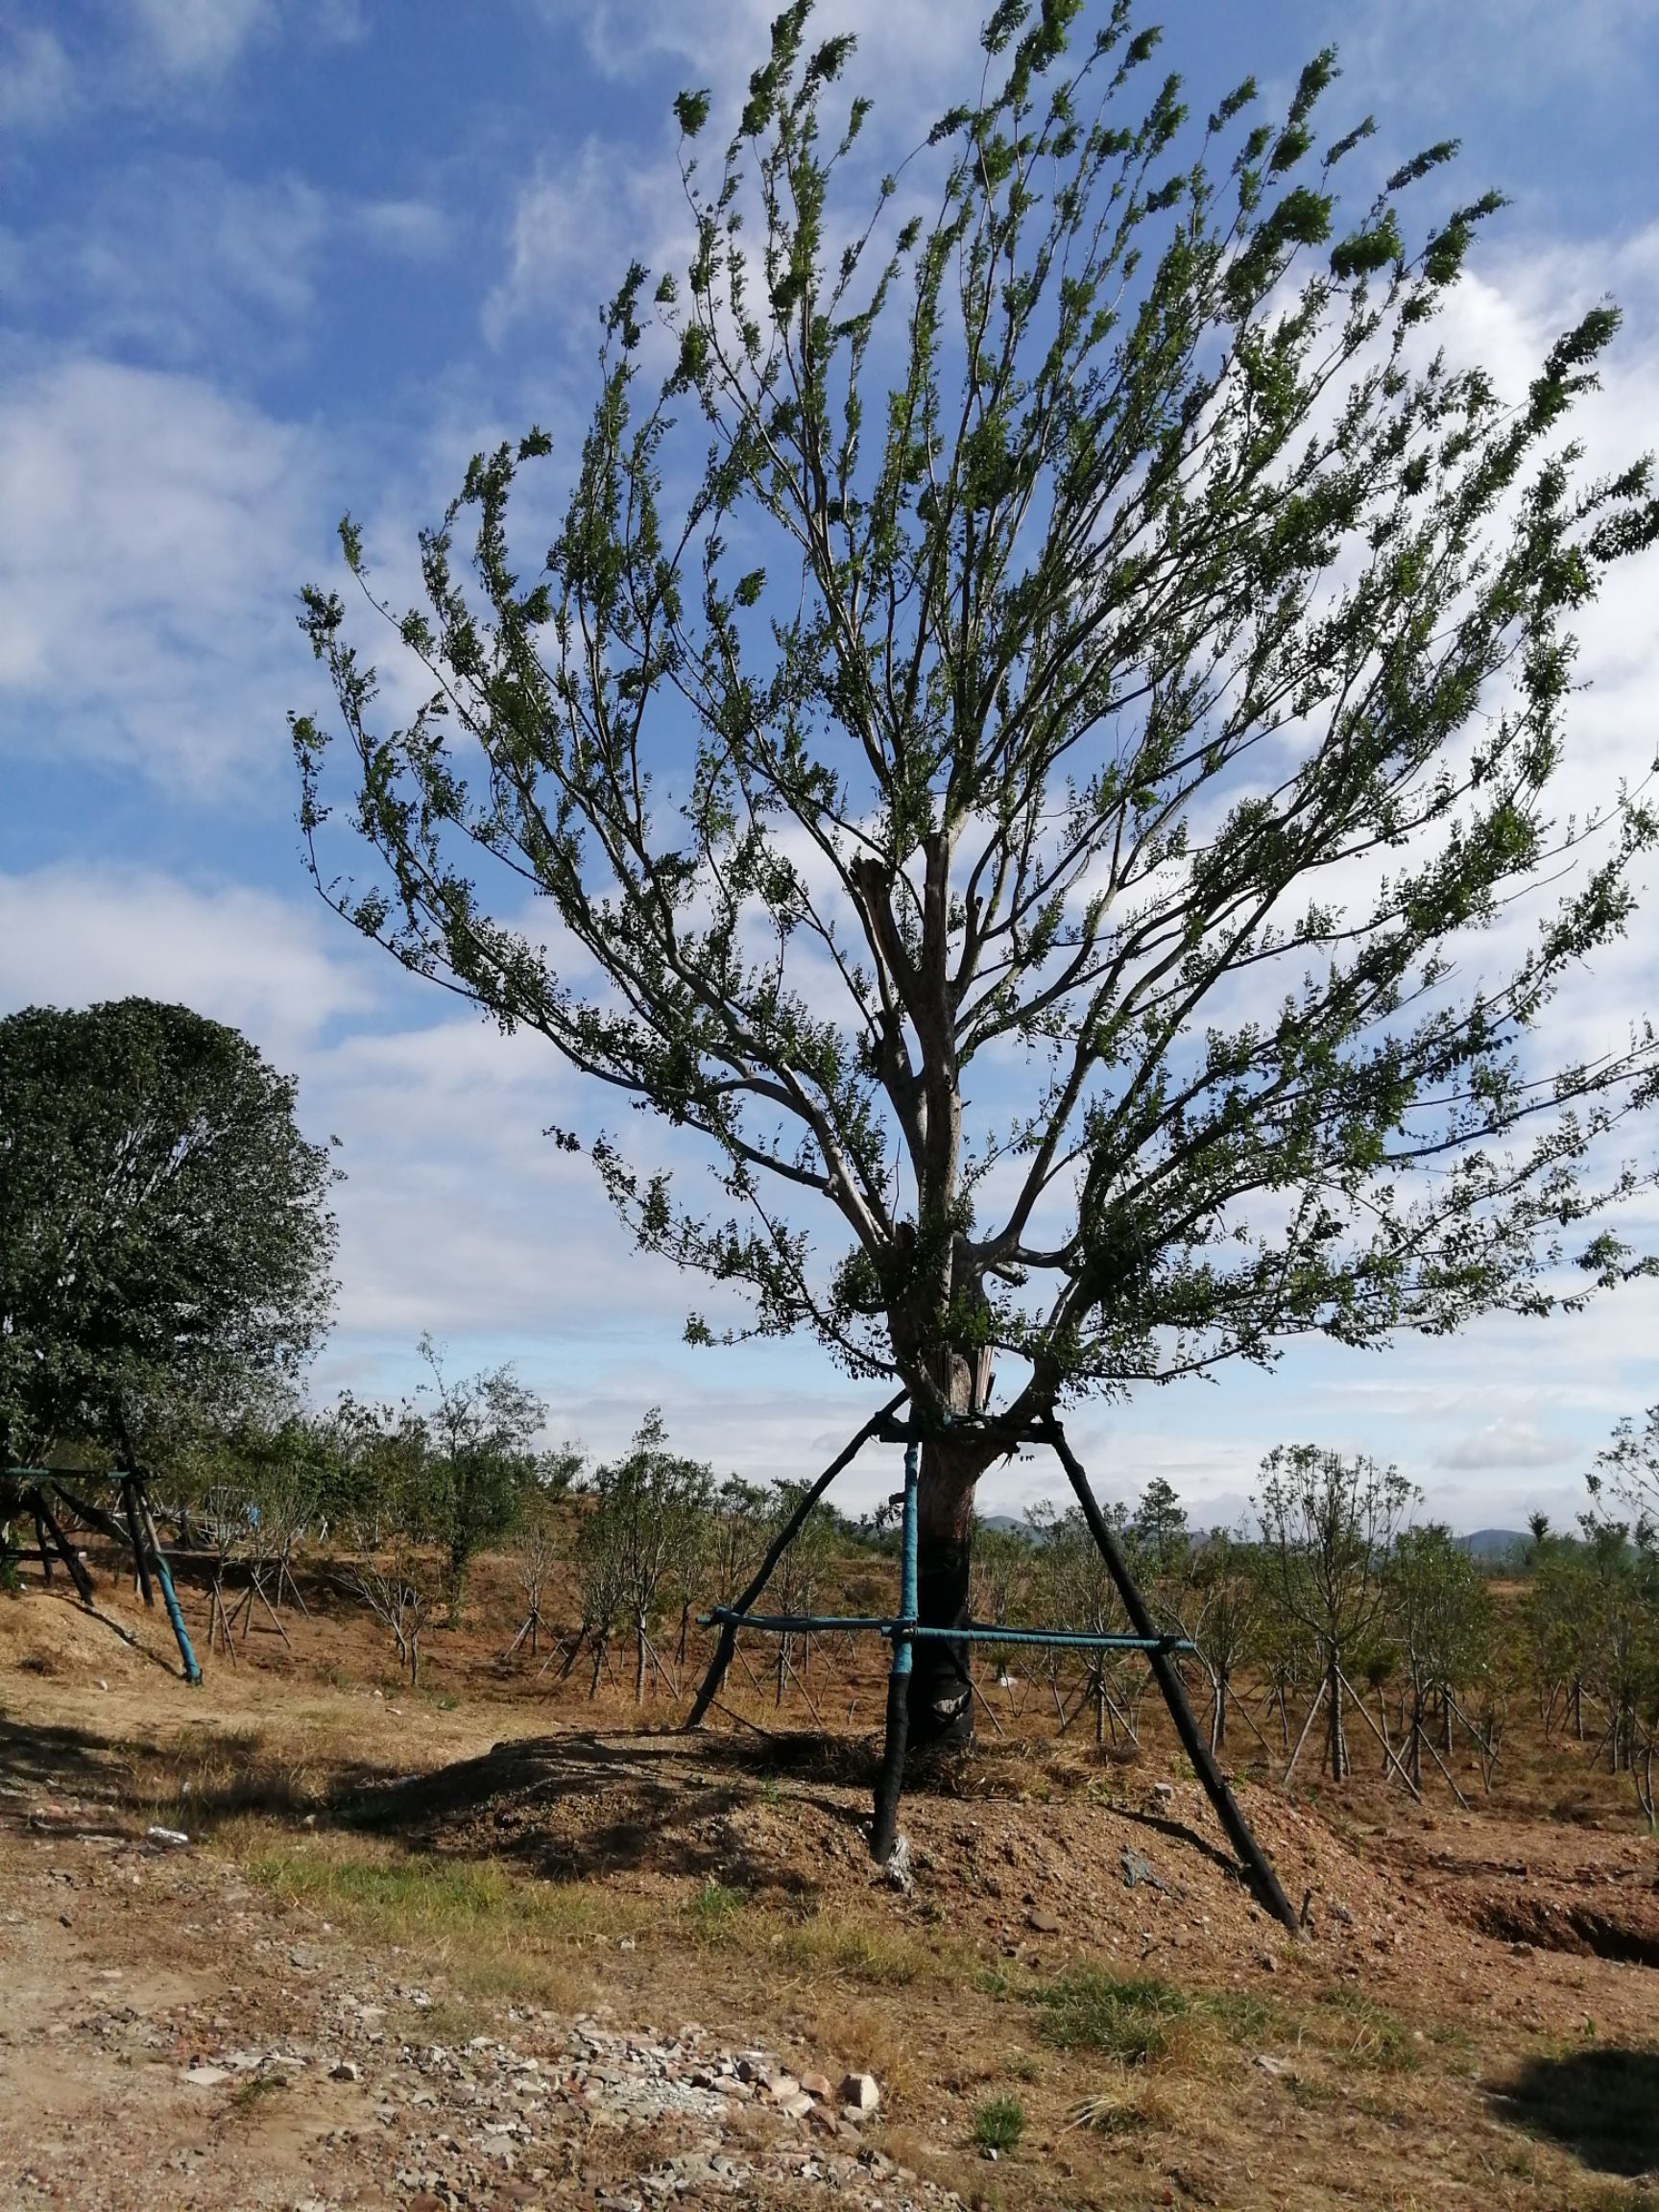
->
xmin=0 ymin=1714 xmax=124 ymax=1811
xmin=341 ymin=1730 xmax=870 ymax=1898
xmin=1495 ymin=2047 xmax=1659 ymax=2177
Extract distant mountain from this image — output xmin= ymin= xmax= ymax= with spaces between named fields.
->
xmin=976 ymin=1513 xmax=1533 ymax=1563
xmin=1455 ymin=1527 xmax=1530 ymax=1565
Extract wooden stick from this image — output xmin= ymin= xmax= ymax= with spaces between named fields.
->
xmin=1417 ymin=1723 xmax=1472 ymax=1811
xmin=33 ymin=1491 xmax=96 ymax=1606
xmin=1333 ymin=1667 xmax=1422 ymax=1800
xmin=121 ymin=1478 xmax=155 ymax=1608
xmin=1283 ymin=1676 xmax=1327 ymax=1785
xmin=969 ymin=1677 xmax=1008 ymax=1739
xmin=1046 ymin=1420 xmax=1299 ymax=1936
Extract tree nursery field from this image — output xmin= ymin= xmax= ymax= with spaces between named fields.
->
xmin=2 ymin=1524 xmax=1656 ymax=2212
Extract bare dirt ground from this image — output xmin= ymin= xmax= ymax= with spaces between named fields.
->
xmin=3 ymin=1568 xmax=1658 ymax=2211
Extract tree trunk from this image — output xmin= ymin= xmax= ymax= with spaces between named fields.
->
xmin=634 ymin=1616 xmax=647 ymax=1702
xmin=1326 ymin=1655 xmax=1345 ymax=1781
xmin=1215 ymin=1671 xmax=1229 ymax=1748
xmin=907 ymin=1431 xmax=991 ymax=1749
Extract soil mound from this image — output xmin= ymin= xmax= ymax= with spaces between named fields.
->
xmin=349 ymin=1725 xmax=1454 ymax=1979
xmin=0 ymin=1586 xmax=162 ymax=1688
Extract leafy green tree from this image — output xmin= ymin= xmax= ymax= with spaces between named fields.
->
xmin=1522 ymin=1530 xmax=1596 ymax=1740
xmin=1256 ymin=1444 xmax=1415 ymax=1780
xmin=294 ymin=3 xmax=1659 ymax=1744
xmin=577 ymin=1410 xmax=714 ymax=1699
xmin=1587 ymin=1405 xmax=1659 ymax=1549
xmin=1386 ymin=1522 xmax=1492 ymax=1787
xmin=1187 ymin=1527 xmax=1262 ymax=1749
xmin=0 ymin=998 xmax=336 ymax=1470
xmin=1132 ymin=1478 xmax=1190 ymax=1588
xmin=415 ymin=1334 xmax=548 ymax=1614
xmin=331 ymin=1393 xmax=446 ymax=1686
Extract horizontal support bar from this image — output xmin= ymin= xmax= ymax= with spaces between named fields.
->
xmin=702 ymin=1611 xmax=890 ymax=1635
xmin=700 ymin=1607 xmax=1192 ymax=1654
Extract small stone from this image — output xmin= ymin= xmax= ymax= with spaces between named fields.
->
xmin=330 ymin=2060 xmax=361 ymax=2081
xmin=1151 ymin=1781 xmax=1175 ymax=1805
xmin=839 ymin=2072 xmax=880 ymax=2113
xmin=183 ymin=2065 xmax=231 ymax=2087
xmin=766 ymin=2073 xmax=802 ymax=2103
xmin=1024 ymin=1908 xmax=1061 ymax=1935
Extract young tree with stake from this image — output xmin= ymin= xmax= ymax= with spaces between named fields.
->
xmin=1256 ymin=1443 xmax=1414 ymax=1782
xmin=295 ymin=0 xmax=1659 ymax=1748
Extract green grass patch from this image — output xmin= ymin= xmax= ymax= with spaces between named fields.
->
xmin=243 ymin=1841 xmax=653 ymax=1949
xmin=1028 ymin=1968 xmax=1188 ymax=2065
xmin=974 ymin=2095 xmax=1026 ymax=2152
xmin=687 ymin=1881 xmax=746 ymax=1938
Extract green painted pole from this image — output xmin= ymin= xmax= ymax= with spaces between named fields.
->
xmin=871 ymin=1434 xmax=920 ymax=1864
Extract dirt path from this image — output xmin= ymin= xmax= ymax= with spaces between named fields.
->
xmin=0 ymin=1794 xmax=950 ymax=2210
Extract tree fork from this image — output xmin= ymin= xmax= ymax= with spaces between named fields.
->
xmin=1044 ymin=1420 xmax=1299 ymax=1936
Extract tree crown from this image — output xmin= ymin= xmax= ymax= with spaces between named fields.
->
xmin=0 ymin=997 xmax=337 ymax=1465
xmin=295 ymin=0 xmax=1659 ymax=1428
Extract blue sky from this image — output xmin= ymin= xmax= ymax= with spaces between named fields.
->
xmin=3 ymin=0 xmax=1657 ymax=1529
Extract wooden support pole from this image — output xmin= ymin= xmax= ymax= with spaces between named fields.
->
xmin=1044 ymin=1420 xmax=1299 ymax=1935
xmin=685 ymin=1390 xmax=905 ymax=1731
xmin=1283 ymin=1676 xmax=1327 ymax=1784
xmin=121 ymin=1477 xmax=155 ymax=1608
xmin=33 ymin=1490 xmax=96 ymax=1607
xmin=1334 ymin=1666 xmax=1422 ymax=1801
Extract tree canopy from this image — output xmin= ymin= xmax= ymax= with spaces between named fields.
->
xmin=293 ymin=0 xmax=1659 ymax=1734
xmin=0 ymin=998 xmax=337 ymax=1467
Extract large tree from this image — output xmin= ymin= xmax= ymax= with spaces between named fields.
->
xmin=0 ymin=998 xmax=337 ymax=1468
xmin=294 ymin=1 xmax=1659 ymax=1743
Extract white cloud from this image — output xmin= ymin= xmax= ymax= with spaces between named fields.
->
xmin=128 ymin=0 xmax=279 ymax=79
xmin=544 ymin=0 xmax=983 ymax=120
xmin=484 ymin=140 xmax=684 ymax=346
xmin=350 ymin=198 xmax=455 ymax=261
xmin=0 ymin=864 xmax=372 ymax=1061
xmin=0 ymin=24 xmax=73 ymax=130
xmin=0 ymin=860 xmax=759 ymax=1416
xmin=55 ymin=165 xmax=329 ymax=365
xmin=1434 ymin=1417 xmax=1580 ymax=1472
xmin=0 ymin=354 xmax=323 ymax=786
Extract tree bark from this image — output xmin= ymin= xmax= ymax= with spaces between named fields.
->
xmin=907 ymin=1432 xmax=991 ymax=1747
